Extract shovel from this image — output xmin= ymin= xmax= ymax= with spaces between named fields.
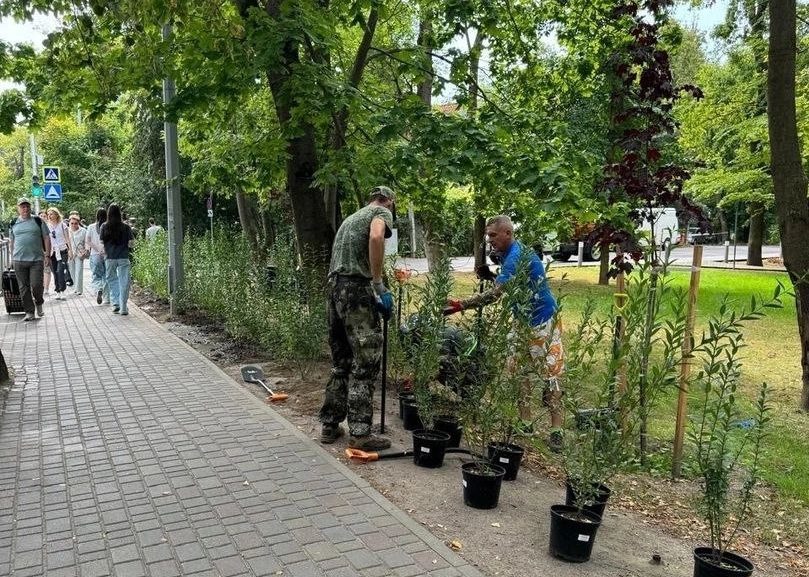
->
xmin=241 ymin=365 xmax=289 ymax=403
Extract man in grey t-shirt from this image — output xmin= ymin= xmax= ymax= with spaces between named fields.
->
xmin=9 ymin=198 xmax=52 ymax=321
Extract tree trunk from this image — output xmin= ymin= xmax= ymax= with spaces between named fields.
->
xmin=768 ymin=1 xmax=809 ymax=410
xmin=263 ymin=25 xmax=332 ymax=275
xmin=0 ymin=348 xmax=9 ymax=386
xmin=259 ymin=203 xmax=276 ymax=251
xmin=423 ymin=225 xmax=446 ymax=272
xmin=473 ymin=215 xmax=486 ymax=269
xmin=746 ymin=204 xmax=764 ymax=266
xmin=236 ymin=189 xmax=261 ymax=254
xmin=598 ymin=243 xmax=610 ymax=285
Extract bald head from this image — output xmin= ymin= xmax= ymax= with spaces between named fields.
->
xmin=485 ymin=215 xmax=514 ymax=253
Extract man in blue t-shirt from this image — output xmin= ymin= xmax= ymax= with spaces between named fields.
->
xmin=445 ymin=215 xmax=564 ymax=451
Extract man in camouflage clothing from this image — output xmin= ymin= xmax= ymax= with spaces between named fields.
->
xmin=319 ymin=186 xmax=395 ymax=450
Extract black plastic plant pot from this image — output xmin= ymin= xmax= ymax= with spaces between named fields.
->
xmin=487 ymin=442 xmax=525 ymax=481
xmin=398 ymin=392 xmax=416 ymax=419
xmin=401 ymin=400 xmax=423 ymax=431
xmin=574 ymin=407 xmax=618 ymax=431
xmin=461 ymin=462 xmax=506 ymax=509
xmin=564 ymin=480 xmax=612 ymax=520
xmin=693 ymin=547 xmax=754 ymax=577
xmin=548 ymin=504 xmax=602 ymax=563
xmin=412 ymin=429 xmax=451 ymax=468
xmin=434 ymin=416 xmax=463 ymax=448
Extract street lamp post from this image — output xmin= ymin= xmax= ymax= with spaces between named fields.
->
xmin=163 ymin=22 xmax=184 ymax=315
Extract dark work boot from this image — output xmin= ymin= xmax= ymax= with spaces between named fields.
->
xmin=320 ymin=424 xmax=345 ymax=444
xmin=348 ymin=434 xmax=391 ymax=451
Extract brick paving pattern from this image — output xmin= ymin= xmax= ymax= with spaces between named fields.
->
xmin=0 ymin=289 xmax=483 ymax=577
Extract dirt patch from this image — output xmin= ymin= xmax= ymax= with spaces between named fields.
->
xmin=132 ymin=288 xmax=805 ymax=577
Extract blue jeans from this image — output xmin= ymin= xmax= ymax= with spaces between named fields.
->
xmin=89 ymin=254 xmax=108 ymax=299
xmin=106 ymin=258 xmax=131 ymax=313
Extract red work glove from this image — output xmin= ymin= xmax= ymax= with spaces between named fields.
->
xmin=443 ymin=299 xmax=464 ymax=316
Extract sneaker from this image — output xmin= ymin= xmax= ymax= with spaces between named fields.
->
xmin=36 ymin=305 xmax=44 ymax=317
xmin=320 ymin=424 xmax=345 ymax=444
xmin=113 ymin=307 xmax=120 ymax=314
xmin=120 ymin=311 xmax=129 ymax=316
xmin=23 ymin=313 xmax=34 ymax=322
xmin=548 ymin=430 xmax=564 ymax=453
xmin=96 ymin=290 xmax=103 ymax=305
xmin=348 ymin=434 xmax=391 ymax=451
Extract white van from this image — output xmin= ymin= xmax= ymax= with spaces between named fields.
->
xmin=638 ymin=207 xmax=678 ymax=247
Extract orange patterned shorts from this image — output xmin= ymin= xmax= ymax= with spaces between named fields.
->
xmin=528 ymin=319 xmax=565 ymax=384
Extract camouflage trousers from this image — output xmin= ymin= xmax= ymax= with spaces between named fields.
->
xmin=318 ymin=276 xmax=383 ymax=436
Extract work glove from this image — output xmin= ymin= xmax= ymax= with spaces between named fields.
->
xmin=443 ymin=299 xmax=464 ymax=316
xmin=373 ymin=281 xmax=394 ymax=320
xmin=475 ymin=265 xmax=497 ymax=282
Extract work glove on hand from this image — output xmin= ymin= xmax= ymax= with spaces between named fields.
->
xmin=443 ymin=298 xmax=464 ymax=316
xmin=373 ymin=281 xmax=394 ymax=320
xmin=475 ymin=265 xmax=497 ymax=282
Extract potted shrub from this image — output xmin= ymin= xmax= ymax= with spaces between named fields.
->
xmin=457 ymin=333 xmax=506 ymax=509
xmin=544 ymin=299 xmax=632 ymax=563
xmin=403 ymin=256 xmax=456 ymax=468
xmin=688 ymin=292 xmax=779 ymax=577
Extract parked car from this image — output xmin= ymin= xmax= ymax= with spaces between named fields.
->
xmin=551 ymin=223 xmax=601 ymax=262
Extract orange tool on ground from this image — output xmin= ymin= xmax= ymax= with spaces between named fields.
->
xmin=240 ymin=365 xmax=289 ymax=403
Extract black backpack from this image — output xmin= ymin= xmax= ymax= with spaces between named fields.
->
xmin=10 ymin=216 xmax=47 ymax=251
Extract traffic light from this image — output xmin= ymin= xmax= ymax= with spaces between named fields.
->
xmin=31 ymin=174 xmax=42 ymax=198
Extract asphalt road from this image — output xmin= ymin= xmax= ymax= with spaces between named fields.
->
xmin=396 ymin=245 xmax=784 ymax=274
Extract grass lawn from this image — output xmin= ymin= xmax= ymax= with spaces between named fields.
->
xmin=437 ymin=264 xmax=808 ymax=505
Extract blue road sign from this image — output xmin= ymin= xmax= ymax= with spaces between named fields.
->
xmin=42 ymin=166 xmax=61 ymax=182
xmin=43 ymin=183 xmax=63 ymax=202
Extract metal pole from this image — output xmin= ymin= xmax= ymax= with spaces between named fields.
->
xmin=29 ymin=134 xmax=39 ymax=214
xmin=408 ymin=206 xmax=417 ymax=258
xmin=380 ymin=317 xmax=388 ymax=434
xmin=163 ymin=23 xmax=184 ymax=315
xmin=732 ymin=204 xmax=739 ymax=270
xmin=577 ymin=241 xmax=584 ymax=267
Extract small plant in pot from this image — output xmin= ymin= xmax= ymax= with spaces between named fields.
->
xmin=404 ymin=255 xmax=456 ymax=468
xmin=457 ymin=342 xmax=506 ymax=510
xmin=541 ymin=298 xmax=633 ymax=563
xmin=687 ymin=292 xmax=779 ymax=577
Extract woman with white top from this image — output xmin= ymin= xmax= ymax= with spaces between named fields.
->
xmin=46 ymin=207 xmax=74 ymax=300
xmin=85 ymin=208 xmax=109 ymax=305
xmin=68 ymin=214 xmax=88 ymax=295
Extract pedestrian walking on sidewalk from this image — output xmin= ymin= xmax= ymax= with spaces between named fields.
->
xmin=9 ymin=198 xmax=52 ymax=321
xmin=38 ymin=210 xmax=52 ymax=295
xmin=86 ymin=208 xmax=109 ymax=305
xmin=68 ymin=214 xmax=88 ymax=295
xmin=100 ymin=203 xmax=134 ymax=316
xmin=319 ymin=186 xmax=396 ymax=451
xmin=46 ymin=207 xmax=74 ymax=301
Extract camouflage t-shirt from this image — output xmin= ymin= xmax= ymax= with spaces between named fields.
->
xmin=329 ymin=205 xmax=393 ymax=279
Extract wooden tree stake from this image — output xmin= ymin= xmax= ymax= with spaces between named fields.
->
xmin=672 ymin=244 xmax=703 ymax=478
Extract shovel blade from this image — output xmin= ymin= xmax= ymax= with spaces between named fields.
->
xmin=241 ymin=365 xmax=265 ymax=384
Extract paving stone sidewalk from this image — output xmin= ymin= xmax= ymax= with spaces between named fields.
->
xmin=0 ymin=289 xmax=484 ymax=577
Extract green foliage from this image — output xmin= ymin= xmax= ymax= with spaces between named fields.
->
xmin=134 ymin=226 xmax=328 ymax=372
xmin=403 ymin=254 xmax=455 ymax=429
xmin=687 ymin=287 xmax=781 ymax=555
xmin=458 ymin=250 xmax=542 ymax=458
xmin=132 ymin=232 xmax=168 ymax=298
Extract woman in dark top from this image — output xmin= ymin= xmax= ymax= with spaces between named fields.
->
xmin=100 ymin=203 xmax=134 ymax=315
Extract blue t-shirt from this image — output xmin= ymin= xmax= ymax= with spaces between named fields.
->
xmin=496 ymin=241 xmax=557 ymax=326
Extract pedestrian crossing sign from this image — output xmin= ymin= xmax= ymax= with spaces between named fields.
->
xmin=42 ymin=166 xmax=61 ymax=182
xmin=43 ymin=183 xmax=63 ymax=202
